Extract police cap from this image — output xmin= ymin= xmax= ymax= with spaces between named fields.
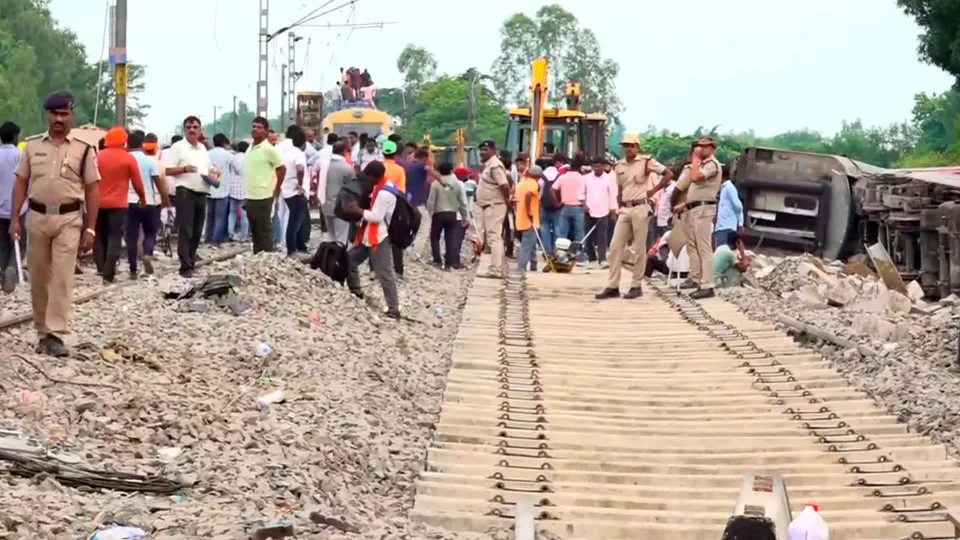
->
xmin=44 ymin=90 xmax=74 ymax=111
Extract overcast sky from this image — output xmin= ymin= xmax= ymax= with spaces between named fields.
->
xmin=49 ymin=0 xmax=954 ymax=139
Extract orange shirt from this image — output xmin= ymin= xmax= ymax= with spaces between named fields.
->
xmin=514 ymin=177 xmax=541 ymax=231
xmin=98 ymin=148 xmax=145 ymax=209
xmin=384 ymin=158 xmax=407 ymax=192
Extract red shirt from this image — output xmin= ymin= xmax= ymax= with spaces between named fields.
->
xmin=97 ymin=148 xmax=145 ymax=209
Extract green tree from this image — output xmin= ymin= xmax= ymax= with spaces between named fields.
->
xmin=86 ymin=61 xmax=150 ymax=128
xmin=402 ymin=75 xmax=505 ymax=147
xmin=491 ymin=5 xmax=622 ymax=120
xmin=898 ymin=0 xmax=960 ymax=80
xmin=396 ymin=44 xmax=437 ymax=95
xmin=202 ymin=100 xmax=284 ymax=140
xmin=0 ymin=0 xmax=100 ymax=134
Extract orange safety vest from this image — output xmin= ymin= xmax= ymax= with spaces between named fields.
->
xmin=354 ymin=180 xmax=394 ymax=248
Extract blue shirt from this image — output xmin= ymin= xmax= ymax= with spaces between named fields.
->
xmin=130 ymin=151 xmax=160 ymax=205
xmin=207 ymin=147 xmax=235 ymax=199
xmin=0 ymin=144 xmax=25 ymax=219
xmin=405 ymin=160 xmax=429 ymax=206
xmin=715 ymin=180 xmax=743 ymax=232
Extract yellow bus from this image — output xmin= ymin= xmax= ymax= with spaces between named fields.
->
xmin=322 ymin=105 xmax=394 ymax=139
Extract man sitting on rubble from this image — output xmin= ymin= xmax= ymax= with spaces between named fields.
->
xmin=714 ymin=230 xmax=750 ymax=288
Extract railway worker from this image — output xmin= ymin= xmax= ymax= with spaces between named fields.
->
xmin=9 ymin=90 xmax=101 ymax=357
xmin=595 ymin=132 xmax=674 ymax=300
xmin=476 ymin=139 xmax=511 ymax=279
xmin=679 ymin=136 xmax=723 ymax=300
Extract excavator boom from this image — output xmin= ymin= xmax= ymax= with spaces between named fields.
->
xmin=529 ymin=58 xmax=548 ymax=161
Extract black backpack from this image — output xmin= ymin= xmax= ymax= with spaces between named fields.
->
xmin=334 ymin=174 xmax=374 ymax=223
xmin=310 ymin=241 xmax=349 ymax=284
xmin=381 ymin=185 xmax=421 ymax=249
xmin=541 ymin=169 xmax=562 ymax=211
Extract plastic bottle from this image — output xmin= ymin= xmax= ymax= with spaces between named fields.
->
xmin=788 ymin=504 xmax=829 ymax=540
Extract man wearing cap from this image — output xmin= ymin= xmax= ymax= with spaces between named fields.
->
xmin=9 ymin=90 xmax=101 ymax=357
xmin=596 ymin=132 xmax=673 ymax=300
xmin=677 ymin=136 xmax=723 ymax=299
xmin=476 ymin=139 xmax=511 ymax=278
xmin=381 ymin=140 xmax=408 ymax=277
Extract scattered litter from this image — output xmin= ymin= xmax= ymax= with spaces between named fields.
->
xmin=256 ymin=342 xmax=273 ymax=357
xmin=157 ymin=447 xmax=183 ymax=460
xmin=256 ymin=389 xmax=285 ymax=409
xmin=90 ymin=525 xmax=147 ymax=540
xmin=18 ymin=389 xmax=39 ymax=406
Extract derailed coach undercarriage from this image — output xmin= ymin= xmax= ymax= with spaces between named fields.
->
xmin=733 ymin=147 xmax=960 ymax=299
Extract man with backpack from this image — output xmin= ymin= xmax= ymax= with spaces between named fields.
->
xmin=338 ymin=161 xmax=405 ymax=319
xmin=322 ymin=140 xmax=355 ymax=245
xmin=538 ymin=155 xmax=563 ymax=256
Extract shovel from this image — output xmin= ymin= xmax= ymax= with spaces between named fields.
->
xmin=532 ymin=227 xmax=557 ymax=273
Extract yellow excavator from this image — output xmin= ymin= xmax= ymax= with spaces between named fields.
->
xmin=505 ymin=58 xmax=607 ymax=161
xmin=422 ymin=129 xmax=481 ymax=171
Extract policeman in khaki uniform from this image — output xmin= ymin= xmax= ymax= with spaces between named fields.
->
xmin=674 ymin=136 xmax=722 ymax=299
xmin=596 ymin=133 xmax=674 ymax=300
xmin=9 ymin=91 xmax=101 ymax=357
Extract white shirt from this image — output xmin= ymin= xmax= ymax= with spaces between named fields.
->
xmin=207 ymin=147 xmax=235 ymax=199
xmin=164 ymin=139 xmax=213 ymax=194
xmin=361 ymin=181 xmax=398 ymax=246
xmin=350 ymin=143 xmax=360 ymax=165
xmin=280 ymin=143 xmax=308 ymax=199
xmin=656 ymin=181 xmax=676 ymax=227
xmin=657 ymin=230 xmax=690 ymax=273
xmin=314 ymin=145 xmax=334 ymax=202
xmin=359 ymin=149 xmax=382 ymax=171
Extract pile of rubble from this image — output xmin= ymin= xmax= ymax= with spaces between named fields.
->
xmin=0 ymin=250 xmax=477 ymax=539
xmin=723 ymin=253 xmax=960 ymax=453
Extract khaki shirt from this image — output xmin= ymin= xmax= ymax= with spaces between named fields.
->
xmin=476 ymin=156 xmax=509 ymax=207
xmin=14 ymin=131 xmax=100 ymax=205
xmin=675 ymin=164 xmax=692 ymax=192
xmin=687 ymin=156 xmax=722 ymax=202
xmin=615 ymin=155 xmax=665 ymax=203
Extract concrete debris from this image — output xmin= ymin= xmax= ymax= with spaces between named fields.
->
xmin=722 ymin=250 xmax=960 ymax=458
xmin=0 ymin=248 xmax=479 ymax=539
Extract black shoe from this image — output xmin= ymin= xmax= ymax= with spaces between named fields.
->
xmin=624 ymin=286 xmax=643 ymax=299
xmin=450 ymin=263 xmax=464 ymax=270
xmin=74 ymin=264 xmax=82 ymax=275
xmin=430 ymin=260 xmax=443 ymax=268
xmin=129 ymin=271 xmax=139 ymax=281
xmin=178 ymin=268 xmax=193 ymax=278
xmin=2 ymin=266 xmax=17 ymax=293
xmin=384 ymin=309 xmax=401 ymax=320
xmin=679 ymin=278 xmax=699 ymax=289
xmin=43 ymin=335 xmax=69 ymax=358
xmin=142 ymin=256 xmax=155 ymax=275
xmin=102 ymin=275 xmax=115 ymax=285
xmin=350 ymin=289 xmax=365 ymax=300
xmin=689 ymin=287 xmax=715 ymax=300
xmin=595 ymin=288 xmax=620 ymax=300
xmin=35 ymin=336 xmax=49 ymax=354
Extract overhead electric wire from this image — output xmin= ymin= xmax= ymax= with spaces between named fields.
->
xmin=93 ymin=0 xmax=110 ymax=126
xmin=268 ymin=0 xmax=358 ymax=41
xmin=320 ymin=1 xmax=357 ymax=86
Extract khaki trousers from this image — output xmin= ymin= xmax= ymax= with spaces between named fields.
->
xmin=480 ymin=203 xmax=507 ymax=276
xmin=606 ymin=205 xmax=650 ymax=289
xmin=26 ymin=210 xmax=83 ymax=339
xmin=685 ymin=204 xmax=716 ymax=288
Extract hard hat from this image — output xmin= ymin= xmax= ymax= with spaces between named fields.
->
xmin=620 ymin=132 xmax=641 ymax=146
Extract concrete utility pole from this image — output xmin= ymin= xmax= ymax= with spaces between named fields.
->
xmin=280 ymin=63 xmax=287 ymax=131
xmin=231 ymin=96 xmax=238 ymax=140
xmin=213 ymin=106 xmax=219 ymax=134
xmin=256 ymin=0 xmax=269 ymax=119
xmin=288 ymin=32 xmax=302 ymax=127
xmin=112 ymin=0 xmax=128 ymax=127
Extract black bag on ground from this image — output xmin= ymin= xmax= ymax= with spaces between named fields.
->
xmin=310 ymin=241 xmax=349 ymax=284
xmin=334 ymin=174 xmax=374 ymax=223
xmin=381 ymin=185 xmax=421 ymax=249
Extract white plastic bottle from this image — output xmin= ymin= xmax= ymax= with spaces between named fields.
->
xmin=788 ymin=504 xmax=829 ymax=540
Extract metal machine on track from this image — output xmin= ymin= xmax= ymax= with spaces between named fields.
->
xmin=733 ymin=147 xmax=960 ymax=299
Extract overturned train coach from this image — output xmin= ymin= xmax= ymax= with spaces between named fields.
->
xmin=732 ymin=146 xmax=960 ymax=299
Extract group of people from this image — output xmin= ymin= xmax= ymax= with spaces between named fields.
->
xmin=0 ymin=87 xmax=753 ymax=358
xmin=475 ymin=133 xmax=750 ymax=299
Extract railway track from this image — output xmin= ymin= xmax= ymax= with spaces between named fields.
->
xmin=413 ymin=260 xmax=960 ymax=539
